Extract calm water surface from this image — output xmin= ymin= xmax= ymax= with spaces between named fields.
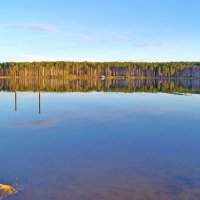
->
xmin=1 ymin=82 xmax=200 ymax=199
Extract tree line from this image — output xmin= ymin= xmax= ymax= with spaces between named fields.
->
xmin=0 ymin=61 xmax=200 ymax=78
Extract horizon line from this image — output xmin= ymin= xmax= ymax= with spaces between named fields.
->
xmin=1 ymin=60 xmax=200 ymax=63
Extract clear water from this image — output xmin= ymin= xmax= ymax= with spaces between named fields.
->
xmin=1 ymin=80 xmax=200 ymax=200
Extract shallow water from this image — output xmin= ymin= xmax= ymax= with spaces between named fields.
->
xmin=1 ymin=80 xmax=200 ymax=200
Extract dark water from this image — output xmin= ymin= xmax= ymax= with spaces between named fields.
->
xmin=1 ymin=79 xmax=200 ymax=200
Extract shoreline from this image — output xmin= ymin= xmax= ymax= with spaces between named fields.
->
xmin=0 ymin=76 xmax=200 ymax=80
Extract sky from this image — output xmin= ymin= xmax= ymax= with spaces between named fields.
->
xmin=0 ymin=0 xmax=200 ymax=62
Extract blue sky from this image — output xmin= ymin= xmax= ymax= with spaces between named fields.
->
xmin=0 ymin=0 xmax=200 ymax=62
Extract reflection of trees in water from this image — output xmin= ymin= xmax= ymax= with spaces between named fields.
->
xmin=0 ymin=78 xmax=200 ymax=94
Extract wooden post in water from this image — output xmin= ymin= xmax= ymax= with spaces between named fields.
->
xmin=14 ymin=72 xmax=17 ymax=112
xmin=15 ymin=91 xmax=17 ymax=111
xmin=39 ymin=91 xmax=41 ymax=115
xmin=38 ymin=68 xmax=41 ymax=115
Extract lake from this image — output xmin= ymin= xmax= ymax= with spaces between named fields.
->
xmin=1 ymin=79 xmax=200 ymax=200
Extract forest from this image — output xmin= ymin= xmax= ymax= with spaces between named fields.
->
xmin=0 ymin=62 xmax=200 ymax=78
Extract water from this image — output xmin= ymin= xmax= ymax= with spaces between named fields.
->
xmin=1 ymin=79 xmax=200 ymax=200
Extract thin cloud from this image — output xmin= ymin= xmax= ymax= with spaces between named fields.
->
xmin=3 ymin=23 xmax=60 ymax=32
xmin=0 ymin=43 xmax=16 ymax=47
xmin=43 ymin=31 xmax=170 ymax=48
xmin=133 ymin=41 xmax=170 ymax=48
xmin=38 ymin=32 xmax=118 ymax=42
xmin=0 ymin=54 xmax=55 ymax=62
xmin=0 ymin=43 xmax=28 ymax=47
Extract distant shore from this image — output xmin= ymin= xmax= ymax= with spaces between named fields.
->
xmin=0 ymin=75 xmax=200 ymax=80
xmin=1 ymin=61 xmax=200 ymax=79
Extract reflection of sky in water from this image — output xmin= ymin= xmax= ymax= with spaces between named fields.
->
xmin=0 ymin=92 xmax=200 ymax=200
